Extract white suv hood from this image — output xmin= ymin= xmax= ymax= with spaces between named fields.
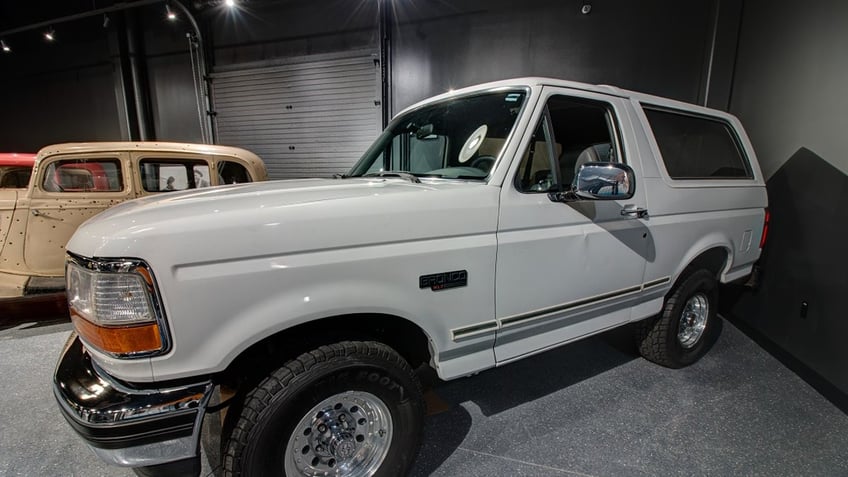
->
xmin=67 ymin=178 xmax=500 ymax=265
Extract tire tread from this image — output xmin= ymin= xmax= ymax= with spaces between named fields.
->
xmin=222 ymin=340 xmax=422 ymax=477
xmin=638 ymin=269 xmax=716 ymax=369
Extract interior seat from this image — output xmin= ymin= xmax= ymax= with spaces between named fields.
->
xmin=568 ymin=143 xmax=612 ymax=187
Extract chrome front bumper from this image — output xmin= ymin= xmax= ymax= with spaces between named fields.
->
xmin=53 ymin=333 xmax=213 ymax=468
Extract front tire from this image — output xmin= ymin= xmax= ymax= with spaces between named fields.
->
xmin=223 ymin=341 xmax=424 ymax=477
xmin=638 ymin=269 xmax=720 ymax=368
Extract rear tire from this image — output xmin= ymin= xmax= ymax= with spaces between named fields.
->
xmin=638 ymin=269 xmax=720 ymax=368
xmin=223 ymin=341 xmax=424 ymax=477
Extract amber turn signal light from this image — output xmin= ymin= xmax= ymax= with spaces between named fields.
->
xmin=72 ymin=313 xmax=163 ymax=355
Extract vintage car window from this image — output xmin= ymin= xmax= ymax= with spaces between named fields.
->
xmin=41 ymin=159 xmax=123 ymax=192
xmin=516 ymin=95 xmax=620 ymax=193
xmin=0 ymin=166 xmax=32 ymax=188
xmin=140 ymin=159 xmax=210 ymax=192
xmin=193 ymin=165 xmax=211 ymax=188
xmin=644 ymin=107 xmax=752 ymax=179
xmin=349 ymin=90 xmax=527 ymax=180
xmin=217 ymin=161 xmax=251 ymax=184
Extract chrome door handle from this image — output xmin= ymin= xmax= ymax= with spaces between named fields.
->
xmin=621 ymin=205 xmax=648 ymax=218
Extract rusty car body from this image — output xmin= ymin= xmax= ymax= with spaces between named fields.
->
xmin=0 ymin=142 xmax=267 ymax=298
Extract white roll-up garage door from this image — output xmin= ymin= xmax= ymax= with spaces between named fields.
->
xmin=212 ymin=53 xmax=382 ymax=179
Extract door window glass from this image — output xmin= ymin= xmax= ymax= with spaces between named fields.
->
xmin=193 ymin=165 xmax=211 ymax=188
xmin=515 ymin=96 xmax=620 ymax=193
xmin=41 ymin=159 xmax=123 ymax=192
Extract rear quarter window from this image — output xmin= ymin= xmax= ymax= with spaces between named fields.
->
xmin=644 ymin=107 xmax=752 ymax=180
xmin=140 ymin=159 xmax=211 ymax=192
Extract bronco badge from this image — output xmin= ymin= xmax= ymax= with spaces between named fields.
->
xmin=419 ymin=270 xmax=468 ymax=291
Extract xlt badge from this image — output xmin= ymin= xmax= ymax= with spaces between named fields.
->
xmin=419 ymin=270 xmax=468 ymax=291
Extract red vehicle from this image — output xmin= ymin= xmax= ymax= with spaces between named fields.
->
xmin=0 ymin=153 xmax=36 ymax=189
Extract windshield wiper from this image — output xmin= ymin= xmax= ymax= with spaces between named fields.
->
xmin=361 ymin=171 xmax=421 ymax=183
xmin=414 ymin=173 xmax=487 ymax=181
xmin=332 ymin=173 xmax=348 ymax=179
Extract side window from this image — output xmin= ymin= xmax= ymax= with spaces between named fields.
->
xmin=217 ymin=161 xmax=251 ymax=184
xmin=0 ymin=167 xmax=32 ymax=188
xmin=41 ymin=159 xmax=123 ymax=192
xmin=139 ymin=159 xmax=210 ymax=192
xmin=515 ymin=95 xmax=620 ymax=193
xmin=193 ymin=165 xmax=210 ymax=188
xmin=644 ymin=107 xmax=752 ymax=179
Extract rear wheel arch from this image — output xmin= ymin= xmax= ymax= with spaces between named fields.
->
xmin=675 ymin=246 xmax=730 ymax=285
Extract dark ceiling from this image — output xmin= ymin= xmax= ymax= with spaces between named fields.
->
xmin=0 ymin=1 xmax=122 ymax=31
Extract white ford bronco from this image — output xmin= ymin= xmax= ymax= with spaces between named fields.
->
xmin=54 ymin=78 xmax=768 ymax=477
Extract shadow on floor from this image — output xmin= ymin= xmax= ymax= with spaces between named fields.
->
xmin=410 ymin=325 xmax=640 ymax=475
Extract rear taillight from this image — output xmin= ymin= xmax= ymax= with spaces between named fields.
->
xmin=759 ymin=208 xmax=770 ymax=249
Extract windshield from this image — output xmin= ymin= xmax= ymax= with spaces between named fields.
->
xmin=349 ymin=90 xmax=527 ymax=180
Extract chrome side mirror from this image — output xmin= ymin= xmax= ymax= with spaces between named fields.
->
xmin=574 ymin=162 xmax=635 ymax=200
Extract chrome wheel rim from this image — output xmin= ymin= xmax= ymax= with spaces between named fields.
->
xmin=677 ymin=293 xmax=709 ymax=348
xmin=284 ymin=390 xmax=393 ymax=477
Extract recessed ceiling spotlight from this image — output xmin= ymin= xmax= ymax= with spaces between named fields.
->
xmin=225 ymin=0 xmax=236 ymax=8
xmin=166 ymin=4 xmax=177 ymax=21
xmin=44 ymin=29 xmax=55 ymax=41
xmin=1 ymin=40 xmax=10 ymax=53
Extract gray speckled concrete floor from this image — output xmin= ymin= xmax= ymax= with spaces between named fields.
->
xmin=1 ymin=318 xmax=846 ymax=477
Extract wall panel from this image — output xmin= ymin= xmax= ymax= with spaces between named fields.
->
xmin=728 ymin=0 xmax=848 ymax=398
xmin=212 ymin=53 xmax=381 ymax=179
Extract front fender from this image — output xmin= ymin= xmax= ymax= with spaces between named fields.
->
xmin=148 ymin=235 xmax=498 ymax=382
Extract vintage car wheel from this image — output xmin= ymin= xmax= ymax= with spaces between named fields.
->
xmin=223 ymin=341 xmax=424 ymax=477
xmin=637 ymin=269 xmax=720 ymax=368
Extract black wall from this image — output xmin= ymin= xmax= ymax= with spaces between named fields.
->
xmin=391 ymin=0 xmax=741 ymax=112
xmin=142 ymin=8 xmax=206 ymax=143
xmin=0 ymin=0 xmax=738 ymax=151
xmin=728 ymin=0 xmax=848 ymax=397
xmin=206 ymin=0 xmax=378 ymax=68
xmin=0 ymin=24 xmax=122 ymax=151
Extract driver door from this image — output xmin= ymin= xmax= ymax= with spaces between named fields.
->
xmin=0 ymin=189 xmax=17 ymax=258
xmin=494 ymin=89 xmax=650 ymax=362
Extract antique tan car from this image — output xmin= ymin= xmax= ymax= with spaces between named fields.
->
xmin=0 ymin=142 xmax=267 ymax=298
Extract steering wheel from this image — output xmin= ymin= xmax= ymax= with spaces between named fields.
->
xmin=470 ymin=155 xmax=496 ymax=172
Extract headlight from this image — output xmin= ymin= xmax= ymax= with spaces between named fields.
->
xmin=66 ymin=255 xmax=169 ymax=358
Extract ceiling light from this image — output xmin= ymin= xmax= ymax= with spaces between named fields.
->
xmin=225 ymin=0 xmax=236 ymax=7
xmin=166 ymin=4 xmax=177 ymax=21
xmin=1 ymin=40 xmax=10 ymax=53
xmin=44 ymin=29 xmax=55 ymax=41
